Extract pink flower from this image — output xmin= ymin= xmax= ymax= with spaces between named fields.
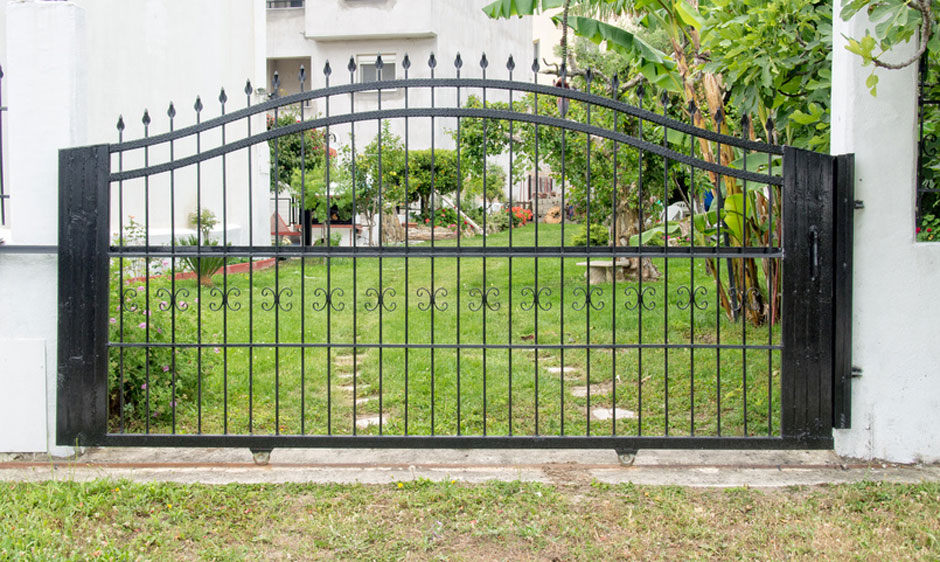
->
xmin=162 ymin=365 xmax=170 ymax=372
xmin=140 ymin=383 xmax=148 ymax=390
xmin=160 ymin=301 xmax=168 ymax=308
xmin=137 ymin=286 xmax=145 ymax=292
xmin=214 ymin=347 xmax=221 ymax=354
xmin=138 ymin=322 xmax=147 ymax=329
xmin=110 ymin=318 xmax=117 ymax=324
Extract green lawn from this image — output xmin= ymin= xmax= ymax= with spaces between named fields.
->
xmin=111 ymin=224 xmax=781 ymax=438
xmin=2 ymin=480 xmax=938 ymax=560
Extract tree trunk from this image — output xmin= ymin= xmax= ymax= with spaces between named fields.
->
xmin=611 ymin=187 xmax=660 ymax=282
xmin=381 ymin=211 xmax=406 ymax=244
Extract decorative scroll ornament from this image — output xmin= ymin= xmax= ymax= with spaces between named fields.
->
xmin=155 ymin=287 xmax=190 ymax=312
xmin=312 ymin=287 xmax=345 ymax=312
xmin=468 ymin=287 xmax=500 ymax=312
xmin=261 ymin=287 xmax=293 ymax=312
xmin=726 ymin=286 xmax=763 ymax=313
xmin=624 ymin=286 xmax=656 ymax=311
xmin=417 ymin=287 xmax=448 ymax=312
xmin=365 ymin=287 xmax=397 ymax=312
xmin=676 ymin=285 xmax=708 ymax=311
xmin=208 ymin=287 xmax=241 ymax=312
xmin=520 ymin=287 xmax=552 ymax=312
xmin=572 ymin=286 xmax=604 ymax=311
xmin=121 ymin=288 xmax=140 ymax=312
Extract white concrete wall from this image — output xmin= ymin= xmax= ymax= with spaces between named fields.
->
xmin=831 ymin=9 xmax=940 ymax=463
xmin=0 ymin=0 xmax=266 ymax=454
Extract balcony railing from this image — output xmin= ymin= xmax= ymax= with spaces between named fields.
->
xmin=267 ymin=0 xmax=303 ymax=8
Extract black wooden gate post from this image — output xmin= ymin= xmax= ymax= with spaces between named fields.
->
xmin=57 ymin=145 xmax=111 ymax=447
xmin=781 ymin=147 xmax=836 ymax=445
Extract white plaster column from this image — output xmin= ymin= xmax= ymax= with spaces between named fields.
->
xmin=831 ymin=8 xmax=940 ymax=463
xmin=0 ymin=0 xmax=87 ymax=455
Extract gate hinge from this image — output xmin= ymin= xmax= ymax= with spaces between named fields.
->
xmin=851 ymin=366 xmax=863 ymax=377
xmin=854 ymin=200 xmax=864 ymax=210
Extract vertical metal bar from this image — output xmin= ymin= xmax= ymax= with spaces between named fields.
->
xmin=245 ymin=81 xmax=255 ymax=434
xmin=376 ymin=56 xmax=384 ymax=435
xmin=767 ymin=119 xmax=775 ymax=437
xmin=429 ymin=53 xmax=437 ymax=436
xmin=143 ymin=110 xmax=151 ymax=434
xmin=324 ymin=62 xmax=333 ymax=435
xmin=506 ymin=55 xmax=515 ymax=436
xmin=481 ymin=53 xmax=489 ymax=435
xmin=609 ymin=75 xmax=618 ymax=436
xmin=272 ymin=72 xmax=282 ymax=435
xmin=688 ymin=102 xmax=697 ymax=436
xmin=220 ymin=89 xmax=229 ymax=435
xmin=532 ymin=56 xmax=540 ymax=436
xmin=57 ymin=145 xmax=111 ymax=446
xmin=584 ymin=70 xmax=593 ymax=437
xmin=403 ymin=55 xmax=411 ymax=435
xmin=455 ymin=54 xmax=463 ymax=435
xmin=559 ymin=64 xmax=567 ymax=436
xmin=741 ymin=115 xmax=748 ymax=436
xmin=833 ymin=153 xmax=855 ymax=429
xmin=117 ymin=118 xmax=126 ymax=434
xmin=660 ymin=94 xmax=669 ymax=436
xmin=636 ymin=84 xmax=644 ymax=436
xmin=348 ymin=58 xmax=359 ymax=435
xmin=298 ymin=67 xmax=306 ymax=435
xmin=168 ymin=103 xmax=177 ymax=434
xmin=714 ymin=112 xmax=723 ymax=437
xmin=195 ymin=97 xmax=204 ymax=434
xmin=0 ymin=66 xmax=6 ymax=226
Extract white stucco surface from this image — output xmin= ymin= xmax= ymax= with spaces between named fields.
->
xmin=831 ymin=10 xmax=940 ymax=463
xmin=0 ymin=0 xmax=267 ymax=454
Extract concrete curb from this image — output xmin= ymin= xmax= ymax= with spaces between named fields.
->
xmin=1 ymin=448 xmax=937 ymax=488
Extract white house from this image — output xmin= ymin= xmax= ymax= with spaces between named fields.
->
xmin=266 ymin=0 xmax=537 ymax=206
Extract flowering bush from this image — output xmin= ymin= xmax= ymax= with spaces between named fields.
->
xmin=917 ymin=214 xmax=939 ymax=242
xmin=509 ymin=206 xmax=533 ymax=227
xmin=417 ymin=207 xmax=467 ymax=230
xmin=107 ymin=262 xmax=219 ymax=429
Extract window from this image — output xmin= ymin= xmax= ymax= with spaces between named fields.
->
xmin=358 ymin=55 xmax=398 ymax=84
xmin=266 ymin=0 xmax=303 ymax=8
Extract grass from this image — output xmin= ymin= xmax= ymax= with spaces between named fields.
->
xmin=111 ymin=223 xmax=781 ymax=439
xmin=1 ymin=479 xmax=938 ymax=560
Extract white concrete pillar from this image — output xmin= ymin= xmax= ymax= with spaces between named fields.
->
xmin=0 ymin=0 xmax=87 ymax=455
xmin=831 ymin=8 xmax=940 ymax=463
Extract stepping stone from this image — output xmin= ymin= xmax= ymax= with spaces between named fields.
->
xmin=591 ymin=407 xmax=637 ymax=421
xmin=355 ymin=415 xmax=387 ymax=429
xmin=334 ymin=355 xmax=363 ymax=367
xmin=544 ymin=366 xmax=580 ymax=375
xmin=334 ymin=373 xmax=353 ymax=381
xmin=338 ymin=384 xmax=370 ymax=393
xmin=355 ymin=396 xmax=375 ymax=405
xmin=569 ymin=381 xmax=613 ymax=398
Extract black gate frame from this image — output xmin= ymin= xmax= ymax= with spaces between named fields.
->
xmin=56 ymin=74 xmax=854 ymax=451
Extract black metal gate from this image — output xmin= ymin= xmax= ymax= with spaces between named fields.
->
xmin=57 ymin=55 xmax=853 ymax=451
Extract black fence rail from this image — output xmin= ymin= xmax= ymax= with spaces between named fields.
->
xmin=56 ymin=53 xmax=846 ymax=451
xmin=1 ymin=64 xmax=7 ymax=228
xmin=918 ymin=50 xmax=940 ymax=238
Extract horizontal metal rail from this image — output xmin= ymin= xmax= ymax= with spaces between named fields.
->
xmin=101 ymin=434 xmax=832 ymax=450
xmin=107 ymin=342 xmax=785 ymax=352
xmin=109 ymin=245 xmax=783 ymax=259
xmin=109 ymin=107 xmax=783 ymax=186
xmin=0 ymin=245 xmax=58 ymax=254
xmin=110 ymin=77 xmax=783 ymax=156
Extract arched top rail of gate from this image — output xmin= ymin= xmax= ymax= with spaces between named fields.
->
xmin=107 ymin=55 xmax=784 ymax=187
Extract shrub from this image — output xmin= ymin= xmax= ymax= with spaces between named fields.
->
xmin=107 ymin=264 xmax=218 ymax=428
xmin=917 ymin=214 xmax=939 ymax=242
xmin=572 ymin=223 xmax=609 ymax=246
